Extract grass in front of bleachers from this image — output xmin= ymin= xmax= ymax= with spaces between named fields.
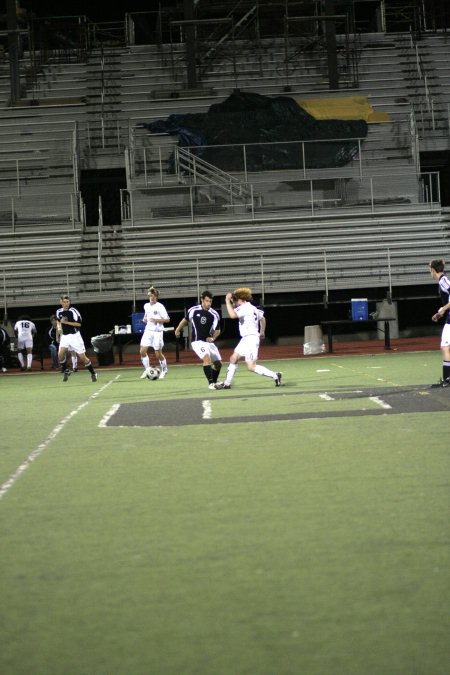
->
xmin=1 ymin=351 xmax=449 ymax=675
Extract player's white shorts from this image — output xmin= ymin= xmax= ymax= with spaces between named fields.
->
xmin=59 ymin=332 xmax=86 ymax=354
xmin=191 ymin=340 xmax=222 ymax=362
xmin=140 ymin=330 xmax=164 ymax=350
xmin=440 ymin=322 xmax=450 ymax=348
xmin=17 ymin=339 xmax=33 ymax=350
xmin=234 ymin=335 xmax=260 ymax=362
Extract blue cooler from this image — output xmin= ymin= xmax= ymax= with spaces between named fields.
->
xmin=351 ymin=298 xmax=368 ymax=321
xmin=131 ymin=312 xmax=145 ymax=333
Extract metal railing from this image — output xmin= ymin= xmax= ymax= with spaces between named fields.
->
xmin=125 ymin=135 xmax=396 ymax=188
xmin=119 ymin=242 xmax=449 ymax=305
xmin=174 ymin=146 xmax=256 ymax=205
xmin=0 ymin=141 xmax=76 ymax=196
xmin=0 ymin=191 xmax=85 ymax=232
xmin=406 ymin=28 xmax=449 ymax=135
xmin=120 ymin=171 xmax=440 ymax=226
xmin=78 ymin=118 xmax=127 ymax=153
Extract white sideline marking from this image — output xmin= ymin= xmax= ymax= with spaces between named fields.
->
xmin=319 ymin=393 xmax=334 ymax=401
xmin=202 ymin=400 xmax=212 ymax=419
xmin=326 ymin=390 xmax=363 ymax=395
xmin=369 ymin=396 xmax=392 ymax=410
xmin=316 ymin=369 xmax=330 ymax=372
xmin=0 ymin=376 xmax=119 ymax=501
xmin=99 ymin=403 xmax=121 ymax=427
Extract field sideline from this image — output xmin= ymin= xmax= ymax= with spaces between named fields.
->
xmin=1 ymin=350 xmax=449 ymax=675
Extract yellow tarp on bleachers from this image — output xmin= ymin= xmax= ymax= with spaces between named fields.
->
xmin=297 ymin=95 xmax=391 ymax=123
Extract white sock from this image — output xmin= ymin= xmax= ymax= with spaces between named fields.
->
xmin=225 ymin=363 xmax=237 ymax=384
xmin=254 ymin=364 xmax=276 ymax=378
xmin=142 ymin=356 xmax=149 ymax=369
xmin=18 ymin=353 xmax=25 ymax=367
xmin=159 ymin=359 xmax=167 ymax=372
xmin=27 ymin=353 xmax=32 ymax=368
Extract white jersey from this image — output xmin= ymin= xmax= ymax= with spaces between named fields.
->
xmin=14 ymin=319 xmax=36 ymax=341
xmin=235 ymin=302 xmax=264 ymax=337
xmin=143 ymin=301 xmax=169 ymax=333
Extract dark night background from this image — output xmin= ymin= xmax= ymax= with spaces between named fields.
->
xmin=16 ymin=0 xmax=171 ymax=21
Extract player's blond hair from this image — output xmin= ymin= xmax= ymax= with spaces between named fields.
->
xmin=147 ymin=286 xmax=160 ymax=298
xmin=232 ymin=287 xmax=253 ymax=302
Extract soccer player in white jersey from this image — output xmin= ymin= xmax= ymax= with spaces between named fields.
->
xmin=56 ymin=295 xmax=97 ymax=383
xmin=214 ymin=287 xmax=282 ymax=389
xmin=14 ymin=315 xmax=36 ymax=371
xmin=429 ymin=259 xmax=450 ymax=387
xmin=139 ymin=286 xmax=170 ymax=379
xmin=175 ymin=290 xmax=222 ymax=388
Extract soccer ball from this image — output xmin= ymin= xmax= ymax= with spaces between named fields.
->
xmin=147 ymin=366 xmax=161 ymax=380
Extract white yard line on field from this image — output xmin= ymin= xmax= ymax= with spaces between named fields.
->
xmin=98 ymin=403 xmax=121 ymax=427
xmin=319 ymin=393 xmax=335 ymax=401
xmin=0 ymin=376 xmax=120 ymax=501
xmin=369 ymin=395 xmax=392 ymax=410
xmin=202 ymin=400 xmax=212 ymax=419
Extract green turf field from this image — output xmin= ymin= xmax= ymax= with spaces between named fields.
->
xmin=1 ymin=351 xmax=449 ymax=675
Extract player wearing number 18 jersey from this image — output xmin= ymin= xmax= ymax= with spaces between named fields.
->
xmin=14 ymin=316 xmax=36 ymax=371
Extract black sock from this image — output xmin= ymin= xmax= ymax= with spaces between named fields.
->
xmin=203 ymin=365 xmax=213 ymax=383
xmin=85 ymin=360 xmax=95 ymax=374
xmin=60 ymin=358 xmax=67 ymax=372
xmin=443 ymin=361 xmax=450 ymax=381
xmin=212 ymin=363 xmax=222 ymax=383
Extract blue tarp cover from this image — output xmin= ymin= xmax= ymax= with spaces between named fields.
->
xmin=138 ymin=91 xmax=368 ymax=171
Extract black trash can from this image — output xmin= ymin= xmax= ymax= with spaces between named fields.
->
xmin=91 ymin=334 xmax=114 ymax=366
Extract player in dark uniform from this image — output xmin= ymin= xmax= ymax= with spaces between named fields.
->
xmin=55 ymin=295 xmax=97 ymax=383
xmin=48 ymin=315 xmax=60 ymax=369
xmin=429 ymin=259 xmax=450 ymax=387
xmin=175 ymin=290 xmax=222 ymax=388
xmin=0 ymin=326 xmax=11 ymax=373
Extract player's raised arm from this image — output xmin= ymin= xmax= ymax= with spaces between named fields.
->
xmin=225 ymin=292 xmax=238 ymax=319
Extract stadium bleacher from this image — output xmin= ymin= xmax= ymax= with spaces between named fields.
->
xmin=0 ymin=2 xmax=449 ymax=311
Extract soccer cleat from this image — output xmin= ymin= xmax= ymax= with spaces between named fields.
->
xmin=26 ymin=367 xmax=32 ymax=372
xmin=63 ymin=369 xmax=71 ymax=382
xmin=274 ymin=372 xmax=282 ymax=387
xmin=140 ymin=369 xmax=149 ymax=379
xmin=158 ymin=370 xmax=167 ymax=379
xmin=91 ymin=372 xmax=98 ymax=382
xmin=430 ymin=378 xmax=450 ymax=388
xmin=214 ymin=382 xmax=230 ymax=390
xmin=208 ymin=382 xmax=216 ymax=389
